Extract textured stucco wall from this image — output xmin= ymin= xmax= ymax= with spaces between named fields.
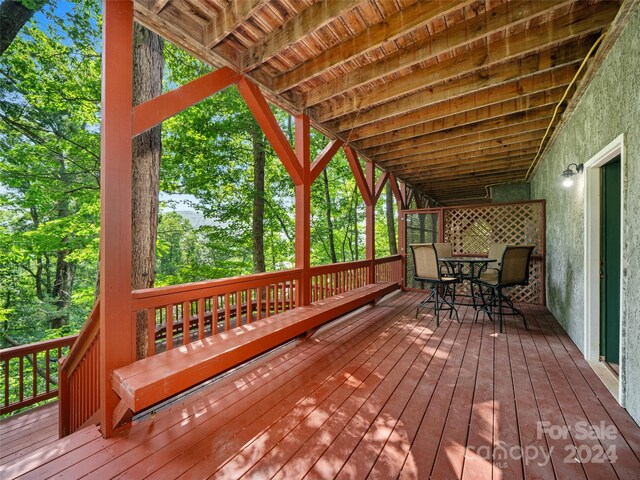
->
xmin=491 ymin=182 xmax=531 ymax=203
xmin=531 ymin=6 xmax=640 ymax=424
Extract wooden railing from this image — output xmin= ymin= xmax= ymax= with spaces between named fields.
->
xmin=5 ymin=255 xmax=402 ymax=426
xmin=131 ymin=269 xmax=303 ymax=358
xmin=0 ymin=335 xmax=77 ymax=415
xmin=374 ymin=254 xmax=403 ymax=285
xmin=309 ymin=259 xmax=371 ymax=302
xmin=58 ymin=301 xmax=100 ymax=437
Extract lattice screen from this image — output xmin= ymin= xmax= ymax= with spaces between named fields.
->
xmin=444 ymin=203 xmax=544 ymax=256
xmin=404 ymin=201 xmax=545 ymax=304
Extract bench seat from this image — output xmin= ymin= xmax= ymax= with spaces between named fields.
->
xmin=112 ymin=282 xmax=398 ymax=414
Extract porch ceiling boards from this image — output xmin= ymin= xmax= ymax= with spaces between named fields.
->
xmin=3 ymin=292 xmax=640 ymax=478
xmin=133 ymin=0 xmax=627 ymax=203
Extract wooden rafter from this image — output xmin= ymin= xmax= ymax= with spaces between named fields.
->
xmin=377 ymin=130 xmax=546 ymax=166
xmin=130 ymin=0 xmax=626 ymax=203
xmin=241 ymin=0 xmax=364 ymax=72
xmin=272 ymin=0 xmax=470 ymax=93
xmin=335 ymin=64 xmax=579 ymax=141
xmin=304 ymin=0 xmax=614 ymax=108
xmin=314 ymin=34 xmax=597 ymax=123
xmin=362 ymin=107 xmax=554 ymax=157
xmin=205 ymin=0 xmax=264 ymax=48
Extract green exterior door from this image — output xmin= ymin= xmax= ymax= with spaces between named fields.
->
xmin=600 ymin=156 xmax=621 ymax=369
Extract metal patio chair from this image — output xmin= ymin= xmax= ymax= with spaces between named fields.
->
xmin=473 ymin=244 xmax=535 ymax=332
xmin=410 ymin=243 xmax=460 ymax=326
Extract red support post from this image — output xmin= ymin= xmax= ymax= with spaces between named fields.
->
xmin=100 ymin=0 xmax=134 ymax=438
xmin=295 ymin=114 xmax=311 ymax=306
xmin=366 ymin=161 xmax=376 ymax=284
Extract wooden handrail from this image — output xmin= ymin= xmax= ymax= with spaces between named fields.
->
xmin=58 ymin=301 xmax=100 ymax=437
xmin=309 ymin=259 xmax=370 ymax=276
xmin=131 ymin=269 xmax=302 ymax=310
xmin=1 ymin=335 xmax=77 ymax=415
xmin=59 ymin=300 xmax=100 ymax=377
xmin=372 ymin=254 xmax=402 ymax=265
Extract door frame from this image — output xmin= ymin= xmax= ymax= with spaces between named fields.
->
xmin=584 ymin=133 xmax=625 ymax=405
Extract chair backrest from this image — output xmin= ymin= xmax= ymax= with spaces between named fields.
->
xmin=434 ymin=242 xmax=453 ymax=259
xmin=487 ymin=243 xmax=507 ymax=270
xmin=499 ymin=245 xmax=535 ymax=286
xmin=410 ymin=243 xmax=441 ymax=281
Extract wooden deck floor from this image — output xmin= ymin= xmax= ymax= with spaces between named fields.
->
xmin=0 ymin=402 xmax=60 ymax=467
xmin=2 ymin=291 xmax=639 ymax=479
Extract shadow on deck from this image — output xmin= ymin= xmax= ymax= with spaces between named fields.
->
xmin=2 ymin=291 xmax=639 ymax=479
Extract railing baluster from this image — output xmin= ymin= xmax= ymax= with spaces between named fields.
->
xmin=148 ymin=308 xmax=156 ymax=356
xmin=183 ymin=301 xmax=191 ymax=345
xmin=257 ymin=287 xmax=262 ymax=320
xmin=166 ymin=304 xmax=174 ymax=351
xmin=18 ymin=357 xmax=24 ymax=402
xmin=198 ymin=298 xmax=205 ymax=339
xmin=224 ymin=293 xmax=231 ymax=331
xmin=32 ymin=352 xmax=37 ymax=398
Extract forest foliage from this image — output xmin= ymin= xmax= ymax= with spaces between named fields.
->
xmin=0 ymin=0 xmax=397 ymax=350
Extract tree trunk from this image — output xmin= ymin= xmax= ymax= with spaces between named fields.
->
xmin=322 ymin=169 xmax=338 ymax=263
xmin=0 ymin=0 xmax=47 ymax=56
xmin=132 ymin=25 xmax=163 ymax=359
xmin=386 ymin=183 xmax=398 ymax=255
xmin=50 ymin=160 xmax=75 ymax=329
xmin=251 ymin=124 xmax=266 ymax=273
xmin=28 ymin=206 xmax=44 ymax=300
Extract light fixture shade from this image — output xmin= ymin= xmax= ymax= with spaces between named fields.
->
xmin=560 ymin=163 xmax=584 ymax=185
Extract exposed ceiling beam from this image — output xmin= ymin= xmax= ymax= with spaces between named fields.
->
xmin=272 ymin=0 xmax=470 ymax=93
xmin=403 ymin=159 xmax=537 ymax=181
xmin=333 ymin=64 xmax=579 ymax=141
xmin=314 ymin=31 xmax=599 ymax=122
xmin=324 ymin=46 xmax=587 ymax=128
xmin=415 ymin=174 xmax=528 ymax=195
xmin=146 ymin=0 xmax=171 ymax=14
xmin=399 ymin=155 xmax=538 ymax=180
xmin=353 ymin=96 xmax=563 ymax=150
xmin=388 ymin=147 xmax=540 ymax=175
xmin=374 ymin=126 xmax=549 ymax=167
xmin=364 ymin=107 xmax=553 ymax=158
xmin=304 ymin=0 xmax=612 ymax=107
xmin=204 ymin=0 xmax=264 ymax=48
xmin=241 ymin=0 xmax=364 ymax=72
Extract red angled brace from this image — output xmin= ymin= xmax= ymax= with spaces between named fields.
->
xmin=133 ymin=67 xmax=241 ymax=136
xmin=344 ymin=145 xmax=372 ymax=206
xmin=389 ymin=174 xmax=405 ymax=209
xmin=310 ymin=139 xmax=343 ymax=183
xmin=374 ymin=171 xmax=389 ymax=204
xmin=237 ymin=78 xmax=303 ymax=185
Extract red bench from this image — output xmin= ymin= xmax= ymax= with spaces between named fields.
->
xmin=112 ymin=282 xmax=398 ymax=416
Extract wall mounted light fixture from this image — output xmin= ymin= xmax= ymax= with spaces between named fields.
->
xmin=561 ymin=162 xmax=584 ymax=187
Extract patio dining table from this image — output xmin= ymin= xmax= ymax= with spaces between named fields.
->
xmin=438 ymin=256 xmax=496 ymax=309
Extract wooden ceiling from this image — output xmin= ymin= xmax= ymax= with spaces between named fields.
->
xmin=133 ymin=0 xmax=626 ymax=204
